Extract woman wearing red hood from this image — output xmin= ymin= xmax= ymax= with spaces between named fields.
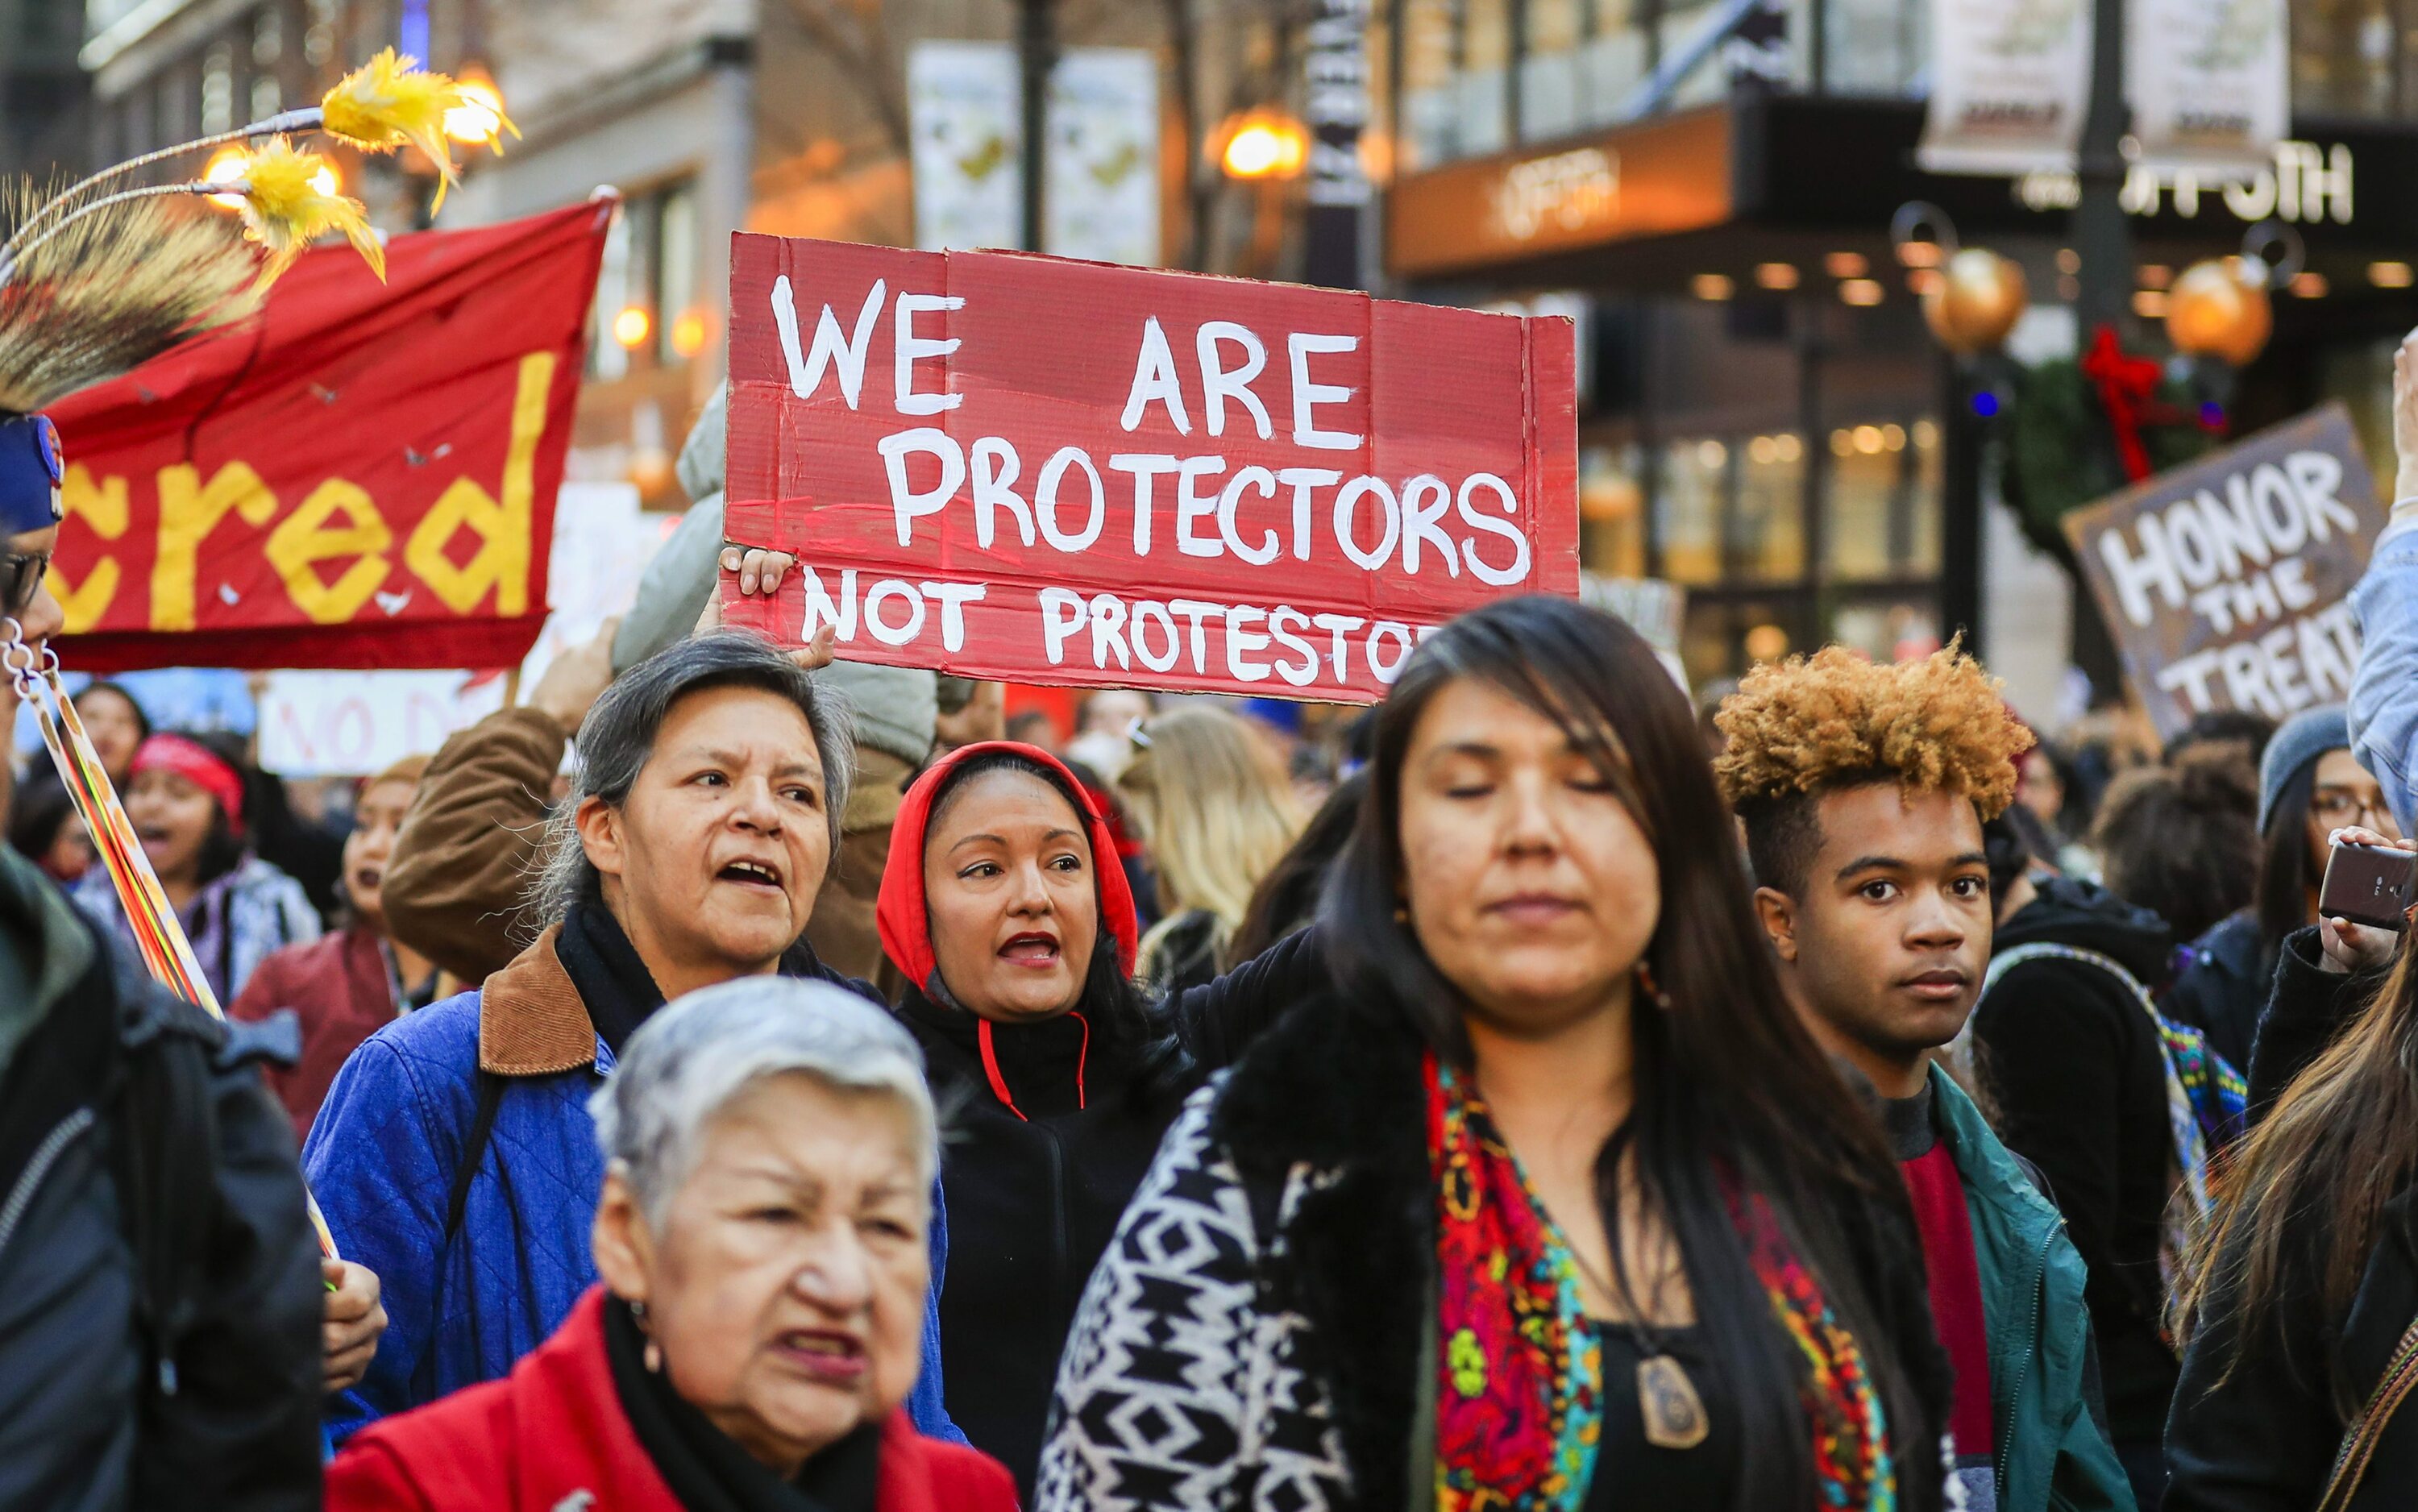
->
xmin=876 ymin=741 xmax=1324 ymax=1499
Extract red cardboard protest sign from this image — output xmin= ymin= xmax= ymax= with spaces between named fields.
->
xmin=719 ymin=235 xmax=1578 ymax=701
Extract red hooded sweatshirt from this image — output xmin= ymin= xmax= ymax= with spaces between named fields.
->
xmin=875 ymin=740 xmax=1141 ymax=1115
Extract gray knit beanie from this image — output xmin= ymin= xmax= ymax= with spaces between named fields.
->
xmin=2258 ymin=704 xmax=2350 ymax=833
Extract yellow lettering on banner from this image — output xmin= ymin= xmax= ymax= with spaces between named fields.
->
xmin=48 ymin=464 xmax=128 ymax=633
xmin=267 ymin=478 xmax=393 ymax=623
xmin=405 ymin=351 xmax=553 ymax=616
xmin=152 ymin=461 xmax=276 ymax=630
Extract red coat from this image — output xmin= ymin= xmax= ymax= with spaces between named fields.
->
xmin=229 ymin=924 xmax=396 ymax=1142
xmin=326 ymin=1286 xmax=1019 ymax=1512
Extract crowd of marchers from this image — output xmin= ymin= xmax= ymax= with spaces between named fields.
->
xmin=15 ymin=348 xmax=2418 ymax=1512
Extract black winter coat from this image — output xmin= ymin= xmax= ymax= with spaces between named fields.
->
xmin=1969 ymin=877 xmax=2180 ymax=1446
xmin=901 ymin=925 xmax=1327 ymax=1501
xmin=2246 ymin=924 xmax=2391 ymax=1121
xmin=2163 ymin=911 xmax=2267 ymax=1078
xmin=0 ymin=848 xmax=323 ymax=1512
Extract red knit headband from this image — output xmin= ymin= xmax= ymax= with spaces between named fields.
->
xmin=132 ymin=733 xmax=246 ymax=828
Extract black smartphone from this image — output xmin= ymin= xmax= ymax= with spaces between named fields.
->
xmin=2319 ymin=842 xmax=2418 ymax=933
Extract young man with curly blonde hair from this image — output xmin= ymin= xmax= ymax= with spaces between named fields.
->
xmin=1718 ymin=645 xmax=2135 ymax=1512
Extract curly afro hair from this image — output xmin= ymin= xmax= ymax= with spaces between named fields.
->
xmin=1714 ymin=642 xmax=2034 ymax=895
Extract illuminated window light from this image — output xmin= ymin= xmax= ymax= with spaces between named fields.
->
xmin=2133 ymin=289 xmax=2170 ymax=318
xmin=2370 ymin=261 xmax=2414 ymax=289
xmin=1754 ymin=262 xmax=1799 ymax=290
xmin=1839 ymin=278 xmax=1884 ymax=306
xmin=1691 ymin=272 xmax=1735 ymax=301
xmin=2138 ymin=264 xmax=2173 ymax=289
xmin=1825 ymin=251 xmax=1869 ymax=279
xmin=1897 ymin=241 xmax=1943 ymax=268
xmin=2290 ymin=271 xmax=2329 ymax=298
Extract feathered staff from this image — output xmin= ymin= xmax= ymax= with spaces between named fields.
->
xmin=2 ymin=50 xmax=515 ymax=1262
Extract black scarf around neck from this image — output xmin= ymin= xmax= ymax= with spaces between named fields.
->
xmin=604 ymin=1293 xmax=882 ymax=1512
xmin=556 ymin=902 xmax=665 ymax=1057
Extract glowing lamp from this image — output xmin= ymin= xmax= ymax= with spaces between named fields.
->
xmin=670 ymin=309 xmax=709 ymax=359
xmin=612 ymin=305 xmax=652 ymax=350
xmin=2166 ymin=257 xmax=2272 ymax=367
xmin=444 ymin=77 xmax=506 ymax=145
xmin=1219 ymin=112 xmax=1307 ymax=181
xmin=1921 ymin=247 xmax=2029 ymax=355
xmin=203 ymin=147 xmax=250 ymax=209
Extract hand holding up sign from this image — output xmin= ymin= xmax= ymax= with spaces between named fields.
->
xmin=708 ymin=546 xmax=835 ymax=671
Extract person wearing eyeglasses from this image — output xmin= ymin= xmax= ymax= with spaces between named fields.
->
xmin=2164 ymin=705 xmax=2401 ymax=1083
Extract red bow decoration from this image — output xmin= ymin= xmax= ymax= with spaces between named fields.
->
xmin=2079 ymin=324 xmax=2167 ymax=482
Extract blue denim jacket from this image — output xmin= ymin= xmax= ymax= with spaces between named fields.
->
xmin=2350 ymin=513 xmax=2418 ymax=835
xmin=305 ymin=988 xmax=962 ymax=1445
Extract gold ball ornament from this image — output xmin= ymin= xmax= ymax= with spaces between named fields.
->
xmin=2166 ymin=257 xmax=2272 ymax=367
xmin=1921 ymin=248 xmax=2030 ymax=354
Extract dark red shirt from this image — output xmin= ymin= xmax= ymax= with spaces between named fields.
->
xmin=1903 ymin=1139 xmax=1997 ymax=1471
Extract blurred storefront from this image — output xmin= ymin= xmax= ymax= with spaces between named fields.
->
xmin=1378 ymin=0 xmax=2418 ymax=697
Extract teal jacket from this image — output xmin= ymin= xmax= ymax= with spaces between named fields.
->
xmin=1932 ymin=1066 xmax=2138 ymax=1512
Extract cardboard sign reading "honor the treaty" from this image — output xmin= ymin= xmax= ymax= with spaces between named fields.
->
xmin=2063 ymin=403 xmax=2387 ymax=741
xmin=718 ymin=235 xmax=1579 ymax=701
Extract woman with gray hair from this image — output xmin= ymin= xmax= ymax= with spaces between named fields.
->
xmin=328 ymin=978 xmax=1017 ymax=1512
xmin=304 ymin=632 xmax=961 ymax=1448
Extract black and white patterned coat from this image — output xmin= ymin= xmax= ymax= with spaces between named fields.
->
xmin=1035 ymin=991 xmax=1955 ymax=1512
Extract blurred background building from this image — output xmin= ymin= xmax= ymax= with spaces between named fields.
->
xmin=39 ymin=0 xmax=2418 ymax=719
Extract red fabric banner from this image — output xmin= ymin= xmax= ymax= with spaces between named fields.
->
xmin=721 ymin=235 xmax=1578 ymax=702
xmin=45 ymin=200 xmax=609 ymax=672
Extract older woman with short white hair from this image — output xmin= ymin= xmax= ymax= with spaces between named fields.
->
xmin=326 ymin=978 xmax=1017 ymax=1512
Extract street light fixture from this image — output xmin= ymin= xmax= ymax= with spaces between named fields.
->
xmin=1218 ymin=110 xmax=1307 ymax=181
xmin=443 ymin=76 xmax=506 ymax=145
xmin=612 ymin=305 xmax=652 ymax=350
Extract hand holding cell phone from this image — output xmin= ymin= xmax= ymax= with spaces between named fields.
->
xmin=2316 ymin=829 xmax=2418 ymax=973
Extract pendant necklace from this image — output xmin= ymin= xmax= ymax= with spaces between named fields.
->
xmin=1568 ymin=1241 xmax=1710 ymax=1451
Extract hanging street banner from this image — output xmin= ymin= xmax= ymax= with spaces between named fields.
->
xmin=1919 ymin=0 xmax=2093 ymax=177
xmin=2127 ymin=0 xmax=2287 ymax=178
xmin=720 ymin=235 xmax=1580 ymax=702
xmin=44 ymin=200 xmax=609 ymax=673
xmin=1045 ymin=49 xmax=1161 ymax=266
xmin=2063 ymin=403 xmax=2384 ymax=743
xmin=908 ymin=41 xmax=1024 ymax=252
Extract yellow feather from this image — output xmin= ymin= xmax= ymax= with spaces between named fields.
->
xmin=319 ymin=48 xmax=517 ymax=210
xmin=235 ymin=138 xmax=384 ymax=291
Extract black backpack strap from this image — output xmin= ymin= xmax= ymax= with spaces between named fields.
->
xmin=444 ymin=1070 xmax=506 ymax=1245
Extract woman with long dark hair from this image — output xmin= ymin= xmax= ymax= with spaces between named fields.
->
xmin=876 ymin=741 xmax=1325 ymax=1500
xmin=2167 ymin=879 xmax=2418 ymax=1510
xmin=2165 ymin=706 xmax=2400 ymax=1078
xmin=1039 ymin=596 xmax=1950 ymax=1512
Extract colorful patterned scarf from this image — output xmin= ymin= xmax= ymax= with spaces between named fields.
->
xmin=1427 ymin=1053 xmax=1897 ymax=1512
